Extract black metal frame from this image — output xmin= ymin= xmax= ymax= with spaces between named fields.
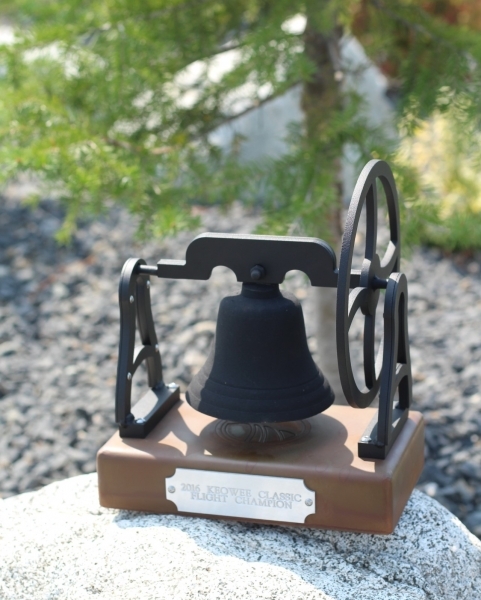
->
xmin=336 ymin=160 xmax=412 ymax=458
xmin=115 ymin=258 xmax=180 ymax=438
xmin=115 ymin=159 xmax=412 ymax=457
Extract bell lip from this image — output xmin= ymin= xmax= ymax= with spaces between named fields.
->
xmin=185 ymin=390 xmax=334 ymax=423
xmin=185 ymin=383 xmax=335 ymax=423
xmin=194 ymin=375 xmax=331 ymax=398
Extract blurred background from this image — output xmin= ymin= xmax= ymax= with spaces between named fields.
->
xmin=2 ymin=1 xmax=481 ymax=537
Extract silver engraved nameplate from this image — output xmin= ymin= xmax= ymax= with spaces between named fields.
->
xmin=165 ymin=468 xmax=316 ymax=524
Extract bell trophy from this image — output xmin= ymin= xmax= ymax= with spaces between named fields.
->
xmin=97 ymin=160 xmax=424 ymax=534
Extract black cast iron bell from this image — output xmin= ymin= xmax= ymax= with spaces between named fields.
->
xmin=186 ymin=282 xmax=334 ymax=422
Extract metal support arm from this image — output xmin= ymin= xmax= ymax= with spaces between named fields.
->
xmin=358 ymin=273 xmax=412 ymax=459
xmin=115 ymin=258 xmax=179 ymax=439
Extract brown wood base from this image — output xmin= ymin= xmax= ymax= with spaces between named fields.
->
xmin=97 ymin=397 xmax=424 ymax=534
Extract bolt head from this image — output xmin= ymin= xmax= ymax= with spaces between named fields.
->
xmin=361 ymin=436 xmax=371 ymax=443
xmin=155 ymin=344 xmax=159 ymax=352
xmin=250 ymin=265 xmax=266 ymax=280
xmin=146 ymin=280 xmax=151 ymax=289
xmin=127 ymin=372 xmax=132 ymax=381
xmin=168 ymin=486 xmax=175 ymax=493
xmin=305 ymin=498 xmax=313 ymax=507
xmin=135 ymin=417 xmax=146 ymax=424
xmin=129 ymin=295 xmax=134 ymax=304
xmin=167 ymin=382 xmax=177 ymax=389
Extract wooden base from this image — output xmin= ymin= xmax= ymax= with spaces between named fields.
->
xmin=97 ymin=398 xmax=424 ymax=534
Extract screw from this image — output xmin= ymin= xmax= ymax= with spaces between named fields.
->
xmin=129 ymin=295 xmax=134 ymax=303
xmin=146 ymin=281 xmax=151 ymax=289
xmin=250 ymin=265 xmax=266 ymax=281
xmin=168 ymin=486 xmax=175 ymax=493
xmin=155 ymin=344 xmax=159 ymax=352
xmin=123 ymin=413 xmax=135 ymax=426
xmin=305 ymin=498 xmax=313 ymax=507
xmin=361 ymin=436 xmax=371 ymax=443
xmin=127 ymin=372 xmax=132 ymax=381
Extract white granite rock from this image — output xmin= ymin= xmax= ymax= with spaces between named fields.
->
xmin=0 ymin=474 xmax=480 ymax=600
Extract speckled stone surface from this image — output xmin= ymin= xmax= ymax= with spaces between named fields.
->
xmin=0 ymin=474 xmax=480 ymax=600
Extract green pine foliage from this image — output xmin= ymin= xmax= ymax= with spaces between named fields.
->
xmin=1 ymin=1 xmax=481 ymax=249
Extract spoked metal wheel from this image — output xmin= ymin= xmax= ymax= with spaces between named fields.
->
xmin=336 ymin=160 xmax=401 ymax=408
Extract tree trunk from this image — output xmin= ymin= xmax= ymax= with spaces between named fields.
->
xmin=301 ymin=20 xmax=346 ymax=404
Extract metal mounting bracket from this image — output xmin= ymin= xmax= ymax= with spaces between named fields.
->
xmin=115 ymin=258 xmax=179 ymax=439
xmin=357 ymin=273 xmax=412 ymax=459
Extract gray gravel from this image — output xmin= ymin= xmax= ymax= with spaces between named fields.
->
xmin=1 ymin=191 xmax=481 ymax=538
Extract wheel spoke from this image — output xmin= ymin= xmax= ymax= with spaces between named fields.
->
xmin=347 ymin=288 xmax=368 ymax=329
xmin=378 ymin=241 xmax=399 ymax=278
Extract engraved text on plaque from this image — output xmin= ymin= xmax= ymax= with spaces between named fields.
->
xmin=165 ymin=469 xmax=315 ymax=523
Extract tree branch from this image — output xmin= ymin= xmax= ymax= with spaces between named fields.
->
xmin=370 ymin=0 xmax=473 ymax=55
xmin=210 ymin=81 xmax=301 ymax=131
xmin=104 ymin=137 xmax=172 ymax=155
